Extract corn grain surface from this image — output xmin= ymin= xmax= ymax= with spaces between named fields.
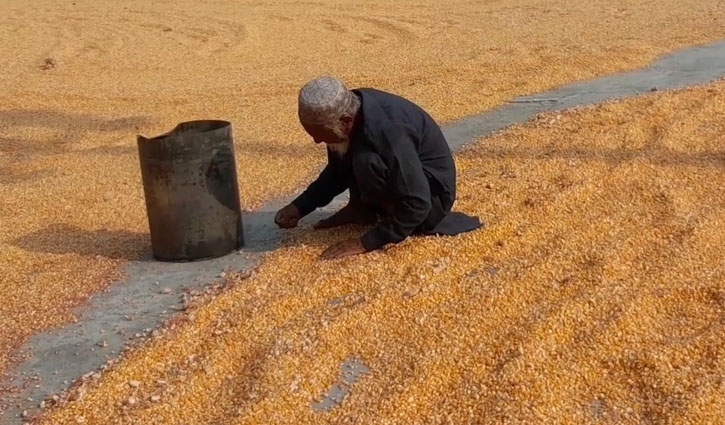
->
xmin=36 ymin=80 xmax=725 ymax=424
xmin=1 ymin=0 xmax=723 ymax=393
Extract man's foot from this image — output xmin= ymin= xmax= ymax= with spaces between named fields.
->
xmin=314 ymin=203 xmax=376 ymax=229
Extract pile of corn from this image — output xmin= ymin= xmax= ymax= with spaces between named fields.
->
xmin=35 ymin=80 xmax=725 ymax=424
xmin=2 ymin=0 xmax=725 ymax=381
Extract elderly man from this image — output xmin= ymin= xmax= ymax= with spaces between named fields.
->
xmin=275 ymin=76 xmax=481 ymax=259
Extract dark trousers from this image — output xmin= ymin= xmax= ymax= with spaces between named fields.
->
xmin=348 ymin=176 xmax=448 ymax=235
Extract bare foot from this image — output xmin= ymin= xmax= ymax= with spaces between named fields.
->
xmin=314 ymin=204 xmax=376 ymax=229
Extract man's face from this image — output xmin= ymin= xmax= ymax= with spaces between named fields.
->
xmin=301 ymin=116 xmax=354 ymax=145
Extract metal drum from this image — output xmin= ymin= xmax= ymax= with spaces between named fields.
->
xmin=137 ymin=120 xmax=244 ymax=261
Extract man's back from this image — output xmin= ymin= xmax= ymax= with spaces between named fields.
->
xmin=352 ymin=88 xmax=456 ymax=208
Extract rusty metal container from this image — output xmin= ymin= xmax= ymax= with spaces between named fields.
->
xmin=137 ymin=120 xmax=244 ymax=261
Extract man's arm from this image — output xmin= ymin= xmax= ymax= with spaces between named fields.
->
xmin=360 ymin=127 xmax=432 ymax=251
xmin=291 ymin=148 xmax=351 ymax=217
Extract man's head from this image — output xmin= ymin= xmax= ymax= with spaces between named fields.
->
xmin=298 ymin=76 xmax=360 ymax=155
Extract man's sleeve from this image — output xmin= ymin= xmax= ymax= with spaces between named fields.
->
xmin=360 ymin=126 xmax=432 ymax=251
xmin=291 ymin=148 xmax=351 ymax=217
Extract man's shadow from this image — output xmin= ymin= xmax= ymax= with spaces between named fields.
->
xmin=12 ymin=225 xmax=149 ymax=260
xmin=12 ymin=198 xmax=351 ymax=261
xmin=0 ymin=109 xmax=149 ymax=160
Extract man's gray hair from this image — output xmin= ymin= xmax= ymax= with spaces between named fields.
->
xmin=298 ymin=76 xmax=360 ymax=126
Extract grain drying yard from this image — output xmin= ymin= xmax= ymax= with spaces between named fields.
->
xmin=1 ymin=0 xmax=724 ymax=423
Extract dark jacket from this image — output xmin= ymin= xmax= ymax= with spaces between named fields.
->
xmin=292 ymin=88 xmax=457 ymax=251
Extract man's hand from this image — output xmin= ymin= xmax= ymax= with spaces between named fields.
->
xmin=274 ymin=203 xmax=302 ymax=228
xmin=321 ymin=238 xmax=366 ymax=260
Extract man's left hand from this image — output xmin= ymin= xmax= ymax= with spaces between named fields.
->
xmin=321 ymin=238 xmax=366 ymax=260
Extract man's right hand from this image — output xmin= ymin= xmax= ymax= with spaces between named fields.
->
xmin=274 ymin=203 xmax=302 ymax=228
